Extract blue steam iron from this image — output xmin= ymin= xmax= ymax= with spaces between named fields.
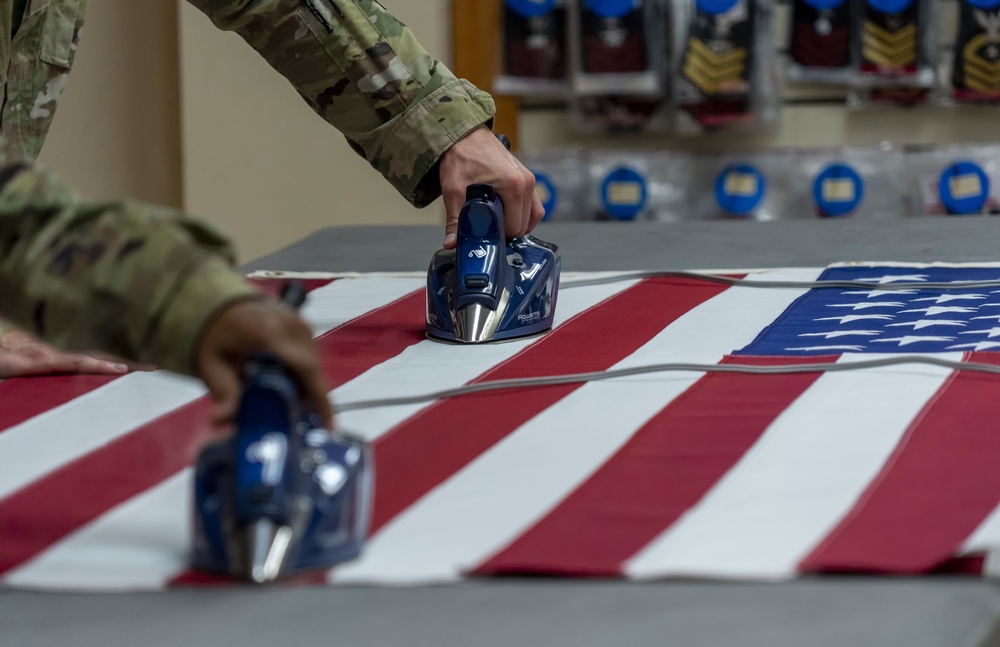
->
xmin=426 ymin=183 xmax=561 ymax=343
xmin=191 ymin=354 xmax=372 ymax=583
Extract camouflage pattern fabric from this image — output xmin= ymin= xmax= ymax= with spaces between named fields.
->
xmin=0 ymin=164 xmax=259 ymax=374
xmin=0 ymin=0 xmax=86 ymax=162
xmin=0 ymin=0 xmax=496 ymax=374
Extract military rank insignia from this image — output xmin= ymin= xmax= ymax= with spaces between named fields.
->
xmin=679 ymin=0 xmax=756 ymax=126
xmin=503 ymin=0 xmax=567 ymax=81
xmin=682 ymin=0 xmax=754 ymax=94
xmin=790 ymin=0 xmax=852 ymax=70
xmin=859 ymin=0 xmax=922 ymax=76
xmin=952 ymin=0 xmax=1000 ymax=101
xmin=579 ymin=0 xmax=649 ymax=74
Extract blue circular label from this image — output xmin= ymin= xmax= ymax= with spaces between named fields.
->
xmin=600 ymin=166 xmax=647 ymax=221
xmin=966 ymin=0 xmax=1000 ymax=9
xmin=804 ymin=0 xmax=847 ymax=10
xmin=939 ymin=161 xmax=990 ymax=215
xmin=813 ymin=163 xmax=864 ymax=218
xmin=864 ymin=0 xmax=913 ymax=13
xmin=696 ymin=0 xmax=740 ymax=14
xmin=506 ymin=0 xmax=557 ymax=18
xmin=584 ymin=0 xmax=638 ymax=19
xmin=533 ymin=172 xmax=558 ymax=222
xmin=715 ymin=164 xmax=766 ymax=216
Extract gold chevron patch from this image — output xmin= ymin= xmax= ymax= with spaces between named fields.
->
xmin=683 ymin=38 xmax=747 ymax=94
xmin=688 ymin=38 xmax=747 ymax=66
xmin=862 ymin=20 xmax=916 ymax=67
xmin=963 ymin=34 xmax=1000 ymax=91
xmin=863 ymin=21 xmax=916 ymax=45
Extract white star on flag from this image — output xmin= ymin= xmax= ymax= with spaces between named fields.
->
xmin=947 ymin=341 xmax=1000 ymax=351
xmin=856 ymin=274 xmax=929 ymax=284
xmin=911 ymin=294 xmax=987 ymax=304
xmin=841 ymin=289 xmax=919 ymax=299
xmin=899 ymin=306 xmax=979 ymax=316
xmin=798 ymin=330 xmax=882 ymax=339
xmin=784 ymin=345 xmax=865 ymax=352
xmin=814 ymin=314 xmax=895 ymax=324
xmin=886 ymin=319 xmax=967 ymax=330
xmin=959 ymin=327 xmax=1000 ymax=338
xmin=872 ymin=336 xmax=956 ymax=347
xmin=827 ymin=302 xmax=906 ymax=311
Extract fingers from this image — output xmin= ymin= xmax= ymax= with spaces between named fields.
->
xmin=63 ymin=355 xmax=129 ymax=376
xmin=0 ymin=347 xmax=129 ymax=378
xmin=200 ymin=353 xmax=241 ymax=426
xmin=501 ymin=170 xmax=530 ymax=240
xmin=518 ymin=170 xmax=535 ymax=238
xmin=442 ymin=183 xmax=465 ymax=249
xmin=198 ymin=300 xmax=334 ymax=431
xmin=299 ymin=362 xmax=333 ymax=430
xmin=528 ymin=186 xmax=546 ymax=232
xmin=437 ymin=126 xmax=543 ymax=243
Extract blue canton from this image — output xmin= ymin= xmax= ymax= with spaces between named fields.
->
xmin=738 ymin=266 xmax=1000 ymax=356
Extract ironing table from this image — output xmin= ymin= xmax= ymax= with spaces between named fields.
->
xmin=4 ymin=219 xmax=1000 ymax=647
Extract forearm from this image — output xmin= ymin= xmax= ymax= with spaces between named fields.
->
xmin=188 ymin=0 xmax=496 ymax=206
xmin=0 ymin=164 xmax=259 ymax=375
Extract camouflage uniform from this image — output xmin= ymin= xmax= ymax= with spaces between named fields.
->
xmin=0 ymin=0 xmax=496 ymax=374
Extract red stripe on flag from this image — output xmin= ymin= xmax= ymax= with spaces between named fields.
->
xmin=933 ymin=554 xmax=986 ymax=575
xmin=0 ymin=398 xmax=217 ymax=577
xmin=0 ymin=279 xmax=334 ymax=437
xmin=474 ymin=355 xmax=832 ymax=577
xmin=0 ymin=288 xmax=425 ymax=580
xmin=366 ymin=278 xmax=736 ymax=537
xmin=0 ymin=375 xmax=119 ymax=434
xmin=801 ymin=351 xmax=1000 ymax=574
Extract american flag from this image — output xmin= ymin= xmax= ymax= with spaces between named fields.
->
xmin=2 ymin=264 xmax=1000 ymax=591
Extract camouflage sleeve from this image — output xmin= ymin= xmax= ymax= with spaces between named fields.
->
xmin=187 ymin=0 xmax=496 ymax=207
xmin=0 ymin=164 xmax=260 ymax=376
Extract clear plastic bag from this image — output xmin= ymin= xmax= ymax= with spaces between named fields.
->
xmin=782 ymin=143 xmax=906 ymax=219
xmin=517 ymin=148 xmax=591 ymax=221
xmin=494 ymin=0 xmax=570 ymax=97
xmin=588 ymin=150 xmax=660 ymax=221
xmin=786 ymin=0 xmax=857 ymax=84
xmin=855 ymin=0 xmax=937 ymax=87
xmin=569 ymin=95 xmax=673 ymax=133
xmin=569 ymin=0 xmax=666 ymax=96
xmin=901 ymin=144 xmax=1000 ymax=216
xmin=948 ymin=0 xmax=1000 ymax=104
xmin=671 ymin=0 xmax=781 ymax=133
xmin=684 ymin=151 xmax=791 ymax=220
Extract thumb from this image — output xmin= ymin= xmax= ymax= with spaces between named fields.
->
xmin=442 ymin=187 xmax=465 ymax=250
xmin=200 ymin=354 xmax=242 ymax=426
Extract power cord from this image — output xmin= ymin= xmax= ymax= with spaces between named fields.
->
xmin=333 ymin=270 xmax=1000 ymax=414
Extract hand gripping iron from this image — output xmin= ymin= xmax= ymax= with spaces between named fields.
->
xmin=426 ymin=183 xmax=562 ymax=343
xmin=191 ymin=286 xmax=372 ymax=583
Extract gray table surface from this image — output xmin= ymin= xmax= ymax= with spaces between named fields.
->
xmin=5 ymin=220 xmax=1000 ymax=647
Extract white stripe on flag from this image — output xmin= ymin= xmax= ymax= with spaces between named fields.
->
xmin=301 ymin=277 xmax=422 ymax=337
xmin=0 ymin=277 xmax=417 ymax=504
xmin=0 ymin=374 xmax=203 ymax=502
xmin=963 ymin=502 xmax=1000 ymax=555
xmin=4 ymin=470 xmax=192 ymax=591
xmin=985 ymin=552 xmax=1000 ymax=578
xmin=4 ymin=278 xmax=637 ymax=591
xmin=625 ymin=352 xmax=958 ymax=581
xmin=333 ymin=280 xmax=640 ymax=439
xmin=332 ymin=268 xmax=821 ymax=585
